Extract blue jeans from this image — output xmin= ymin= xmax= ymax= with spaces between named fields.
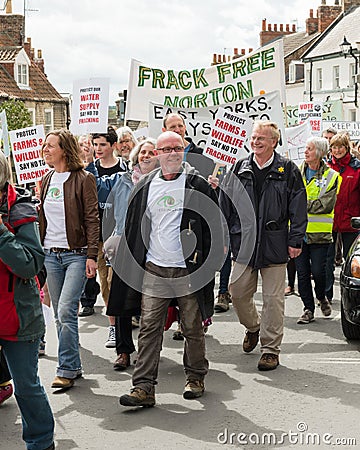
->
xmin=295 ymin=242 xmax=329 ymax=313
xmin=45 ymin=250 xmax=87 ymax=378
xmin=0 ymin=338 xmax=54 ymax=450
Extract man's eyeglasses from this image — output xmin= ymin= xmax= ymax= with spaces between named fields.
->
xmin=250 ymin=136 xmax=274 ymax=142
xmin=156 ymin=146 xmax=184 ymax=153
xmin=119 ymin=138 xmax=132 ymax=144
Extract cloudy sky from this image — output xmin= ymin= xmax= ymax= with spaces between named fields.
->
xmin=6 ymin=0 xmax=319 ymax=104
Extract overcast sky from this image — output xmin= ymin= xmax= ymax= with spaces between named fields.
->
xmin=6 ymin=0 xmax=319 ymax=104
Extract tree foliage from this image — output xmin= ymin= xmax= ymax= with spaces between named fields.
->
xmin=0 ymin=99 xmax=32 ymax=131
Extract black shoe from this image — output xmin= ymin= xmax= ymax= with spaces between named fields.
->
xmin=44 ymin=444 xmax=55 ymax=450
xmin=78 ymin=306 xmax=94 ymax=317
xmin=172 ymin=323 xmax=184 ymax=341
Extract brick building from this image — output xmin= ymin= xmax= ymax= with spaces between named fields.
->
xmin=212 ymin=0 xmax=359 ymax=86
xmin=0 ymin=0 xmax=68 ymax=132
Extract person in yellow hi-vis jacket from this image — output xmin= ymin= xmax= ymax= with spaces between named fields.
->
xmin=295 ymin=137 xmax=340 ymax=324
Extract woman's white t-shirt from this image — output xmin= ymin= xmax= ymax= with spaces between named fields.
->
xmin=43 ymin=171 xmax=71 ymax=249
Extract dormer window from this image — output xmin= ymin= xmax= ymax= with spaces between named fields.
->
xmin=14 ymin=48 xmax=31 ymax=89
xmin=17 ymin=63 xmax=28 ymax=85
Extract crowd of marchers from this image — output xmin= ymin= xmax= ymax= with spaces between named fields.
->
xmin=1 ymin=115 xmax=359 ymax=449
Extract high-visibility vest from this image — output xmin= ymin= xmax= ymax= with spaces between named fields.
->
xmin=304 ymin=168 xmax=339 ymax=234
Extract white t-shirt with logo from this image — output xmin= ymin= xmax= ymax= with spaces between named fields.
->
xmin=43 ymin=171 xmax=71 ymax=249
xmin=146 ymin=171 xmax=186 ymax=268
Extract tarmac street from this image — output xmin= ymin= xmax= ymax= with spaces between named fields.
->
xmin=1 ymin=267 xmax=360 ymax=450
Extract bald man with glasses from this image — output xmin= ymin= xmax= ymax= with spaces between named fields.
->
xmin=118 ymin=131 xmax=224 ymax=407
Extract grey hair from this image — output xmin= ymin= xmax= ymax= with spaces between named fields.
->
xmin=322 ymin=127 xmax=337 ymax=136
xmin=129 ymin=137 xmax=157 ymax=168
xmin=116 ymin=126 xmax=138 ymax=145
xmin=306 ymin=136 xmax=329 ymax=159
xmin=0 ymin=151 xmax=11 ymax=191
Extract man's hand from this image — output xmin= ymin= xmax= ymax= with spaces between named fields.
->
xmin=288 ymin=246 xmax=302 ymax=259
xmin=207 ymin=175 xmax=219 ymax=190
xmin=86 ymin=259 xmax=97 ymax=278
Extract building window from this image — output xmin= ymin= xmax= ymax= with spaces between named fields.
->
xmin=44 ymin=109 xmax=53 ymax=134
xmin=28 ymin=108 xmax=35 ymax=125
xmin=288 ymin=61 xmax=304 ymax=84
xmin=316 ymin=68 xmax=322 ymax=90
xmin=349 ymin=109 xmax=356 ymax=122
xmin=17 ymin=64 xmax=28 ymax=86
xmin=306 ymin=69 xmax=311 ymax=92
xmin=333 ymin=66 xmax=340 ymax=89
xmin=350 ymin=63 xmax=356 ymax=87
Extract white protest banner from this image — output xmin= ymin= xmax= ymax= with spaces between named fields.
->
xmin=148 ymin=90 xmax=287 ymax=154
xmin=128 ymin=40 xmax=286 ymax=122
xmin=9 ymin=125 xmax=48 ymax=184
xmin=298 ymin=101 xmax=323 ymax=136
xmin=0 ymin=110 xmax=10 ymax=157
xmin=203 ymin=107 xmax=253 ymax=167
xmin=285 ymin=120 xmax=312 ymax=166
xmin=70 ymin=77 xmax=109 ymax=135
xmin=323 ymin=120 xmax=360 ymax=141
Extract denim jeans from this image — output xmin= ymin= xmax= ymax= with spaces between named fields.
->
xmin=45 ymin=249 xmax=87 ymax=378
xmin=0 ymin=338 xmax=54 ymax=450
xmin=219 ymin=249 xmax=232 ymax=294
xmin=295 ymin=242 xmax=329 ymax=313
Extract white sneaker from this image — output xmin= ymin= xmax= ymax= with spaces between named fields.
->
xmin=105 ymin=325 xmax=116 ymax=348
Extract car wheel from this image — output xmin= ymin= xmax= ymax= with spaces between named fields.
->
xmin=341 ymin=301 xmax=360 ymax=340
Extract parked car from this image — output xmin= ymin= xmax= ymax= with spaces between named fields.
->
xmin=340 ymin=218 xmax=360 ymax=340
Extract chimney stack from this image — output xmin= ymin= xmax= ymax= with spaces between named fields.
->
xmin=5 ymin=0 xmax=12 ymax=14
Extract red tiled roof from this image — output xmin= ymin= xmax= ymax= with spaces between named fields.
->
xmin=0 ymin=60 xmax=65 ymax=102
xmin=0 ymin=46 xmax=21 ymax=61
xmin=0 ymin=28 xmax=66 ymax=103
xmin=0 ymin=31 xmax=18 ymax=47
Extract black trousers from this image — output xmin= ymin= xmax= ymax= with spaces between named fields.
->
xmin=0 ymin=348 xmax=11 ymax=384
xmin=115 ymin=316 xmax=136 ymax=355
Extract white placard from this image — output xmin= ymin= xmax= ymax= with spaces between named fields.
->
xmin=0 ymin=110 xmax=10 ymax=157
xmin=203 ymin=107 xmax=253 ymax=166
xmin=70 ymin=77 xmax=109 ymax=134
xmin=9 ymin=125 xmax=49 ymax=184
xmin=298 ymin=101 xmax=323 ymax=136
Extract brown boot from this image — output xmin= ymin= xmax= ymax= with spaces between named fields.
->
xmin=214 ymin=292 xmax=231 ymax=312
xmin=113 ymin=353 xmax=130 ymax=371
xmin=243 ymin=329 xmax=260 ymax=353
xmin=119 ymin=387 xmax=155 ymax=407
xmin=258 ymin=353 xmax=279 ymax=371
